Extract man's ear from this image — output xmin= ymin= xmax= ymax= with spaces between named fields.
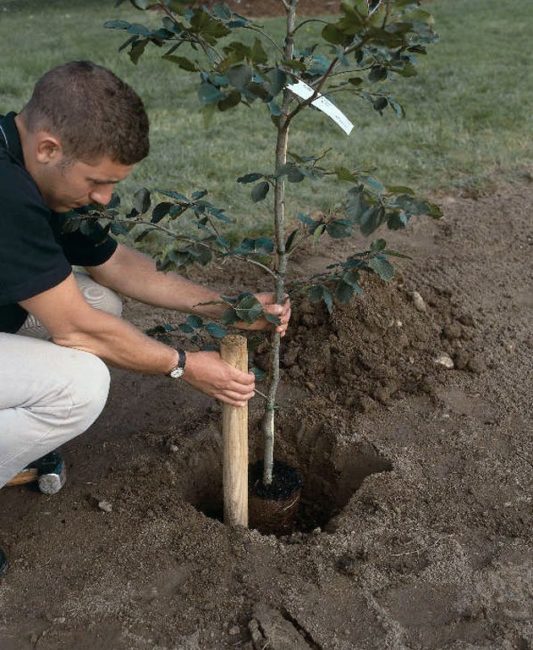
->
xmin=35 ymin=132 xmax=63 ymax=164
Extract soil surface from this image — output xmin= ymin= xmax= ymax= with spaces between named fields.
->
xmin=1 ymin=182 xmax=532 ymax=650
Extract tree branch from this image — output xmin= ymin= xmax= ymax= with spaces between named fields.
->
xmin=293 ymin=18 xmax=329 ymax=33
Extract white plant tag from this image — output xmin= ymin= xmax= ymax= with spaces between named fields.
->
xmin=287 ymin=79 xmax=354 ymax=135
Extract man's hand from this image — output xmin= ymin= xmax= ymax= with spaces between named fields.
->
xmin=183 ymin=351 xmax=255 ymax=407
xmin=236 ymin=293 xmax=292 ymax=337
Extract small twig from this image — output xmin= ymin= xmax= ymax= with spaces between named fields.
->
xmin=243 ymin=25 xmax=285 ymax=56
xmin=234 ymin=255 xmax=278 ymax=279
xmin=157 ymin=1 xmax=222 ymax=64
xmin=293 ymin=18 xmax=329 ymax=33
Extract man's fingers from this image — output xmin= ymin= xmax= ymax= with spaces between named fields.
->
xmin=217 ymin=389 xmax=255 ymax=406
xmin=226 ymin=367 xmax=255 ymax=387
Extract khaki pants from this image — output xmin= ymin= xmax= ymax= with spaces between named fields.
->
xmin=0 ymin=272 xmax=122 ymax=488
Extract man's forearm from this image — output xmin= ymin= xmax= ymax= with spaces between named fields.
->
xmin=87 ymin=244 xmax=226 ymax=318
xmin=54 ymin=307 xmax=179 ymax=374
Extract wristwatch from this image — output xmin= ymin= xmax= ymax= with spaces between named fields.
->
xmin=168 ymin=349 xmax=187 ymax=379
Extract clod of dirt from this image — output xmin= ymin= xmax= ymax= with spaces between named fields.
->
xmin=249 ymin=602 xmax=314 ymax=650
xmin=467 ymin=356 xmax=486 ymax=374
xmin=412 ymin=290 xmax=427 ymax=312
xmin=443 ymin=322 xmax=463 ymax=340
xmin=435 ymin=352 xmax=455 ymax=369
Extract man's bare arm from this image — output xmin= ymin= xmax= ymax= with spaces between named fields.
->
xmin=86 ymin=243 xmax=225 ymax=317
xmin=19 ymin=274 xmax=255 ymax=406
xmin=86 ymin=244 xmax=291 ymax=336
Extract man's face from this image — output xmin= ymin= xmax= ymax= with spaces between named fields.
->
xmin=39 ymin=156 xmax=134 ymax=213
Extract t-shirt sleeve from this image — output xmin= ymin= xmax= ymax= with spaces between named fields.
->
xmin=57 ymin=222 xmax=118 ymax=267
xmin=0 ymin=172 xmax=72 ymax=304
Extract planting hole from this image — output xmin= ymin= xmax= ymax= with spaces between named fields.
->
xmin=181 ymin=424 xmax=391 ymax=537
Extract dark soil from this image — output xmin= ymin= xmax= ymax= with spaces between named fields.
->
xmin=1 ymin=182 xmax=532 ymax=650
xmin=249 ymin=460 xmax=303 ymax=501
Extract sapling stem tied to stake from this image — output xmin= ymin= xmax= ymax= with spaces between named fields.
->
xmin=74 ymin=0 xmax=442 ymax=490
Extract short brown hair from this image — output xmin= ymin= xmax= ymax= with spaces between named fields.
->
xmin=21 ymin=61 xmax=149 ymax=165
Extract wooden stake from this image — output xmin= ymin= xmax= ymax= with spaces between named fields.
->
xmin=220 ymin=335 xmax=249 ymax=527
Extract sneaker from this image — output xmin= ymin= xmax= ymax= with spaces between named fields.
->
xmin=0 ymin=547 xmax=7 ymax=578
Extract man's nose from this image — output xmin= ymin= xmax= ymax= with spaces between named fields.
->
xmin=89 ymin=187 xmax=113 ymax=206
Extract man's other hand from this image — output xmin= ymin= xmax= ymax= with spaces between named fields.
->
xmin=183 ymin=351 xmax=255 ymax=407
xmin=236 ymin=293 xmax=291 ymax=337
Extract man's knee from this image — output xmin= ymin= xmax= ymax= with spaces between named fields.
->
xmin=68 ymin=352 xmax=111 ymax=432
xmin=74 ymin=271 xmax=123 ymax=318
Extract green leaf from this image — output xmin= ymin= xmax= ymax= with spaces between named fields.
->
xmin=104 ymin=19 xmax=131 ymax=30
xmin=322 ymin=24 xmax=346 ymax=45
xmin=373 ymin=96 xmax=388 ymax=112
xmin=126 ymin=23 xmax=151 ymax=36
xmin=234 ymin=237 xmax=274 ymax=255
xmin=370 ymin=238 xmax=387 ymax=252
xmin=186 ymin=315 xmax=203 ymax=329
xmin=151 ymin=202 xmax=173 ymax=223
xmin=251 ymin=181 xmax=270 ymax=203
xmin=110 ymin=222 xmax=130 ymax=236
xmin=335 ymin=281 xmax=354 ymax=304
xmin=335 ymin=167 xmax=356 ymax=182
xmin=368 ymin=255 xmax=394 ymax=281
xmin=251 ymin=38 xmax=268 ymax=64
xmin=218 ymin=89 xmax=241 ymax=111
xmin=342 ymin=268 xmax=363 ymax=293
xmin=251 ymin=366 xmax=266 ymax=381
xmin=267 ymin=68 xmax=287 ymax=96
xmin=362 ymin=176 xmax=385 ymax=194
xmin=348 ymin=77 xmax=364 ymax=86
xmin=287 ymin=166 xmax=305 ymax=183
xmin=198 ymin=82 xmax=224 ymax=105
xmin=162 ymin=55 xmax=199 ymax=72
xmin=227 ymin=64 xmax=252 ymax=90
xmin=387 ymin=185 xmax=414 ymax=195
xmin=264 ymin=313 xmax=281 ymax=326
xmin=388 ymin=97 xmax=406 ymax=118
xmin=426 ymin=202 xmax=443 ymax=218
xmin=383 ymin=248 xmax=412 ymax=259
xmin=205 ymin=323 xmax=227 ymax=339
xmin=268 ymin=101 xmax=282 ymax=117
xmin=129 ymin=39 xmax=148 ymax=65
xmin=285 ymin=228 xmax=299 ymax=253
xmin=369 ymin=66 xmax=388 ymax=82
xmin=133 ymin=187 xmax=151 ymax=214
xmin=234 ymin=293 xmax=264 ymax=323
xmin=308 ymin=284 xmax=334 ymax=313
xmin=108 ymin=194 xmax=121 ymax=209
xmin=326 ymin=219 xmax=352 ymax=239
xmin=360 ymin=206 xmax=385 ymax=236
xmin=297 ymin=212 xmax=315 ymax=227
xmin=237 ymin=172 xmax=263 ymax=184
xmin=130 ymin=0 xmax=150 ymax=9
xmin=313 ymin=223 xmax=326 ymax=243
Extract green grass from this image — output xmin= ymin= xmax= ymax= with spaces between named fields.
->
xmin=0 ymin=0 xmax=531 ymax=230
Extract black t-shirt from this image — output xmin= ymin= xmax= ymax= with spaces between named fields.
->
xmin=0 ymin=112 xmax=117 ymax=333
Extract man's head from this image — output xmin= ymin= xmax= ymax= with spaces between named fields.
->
xmin=17 ymin=61 xmax=149 ymax=212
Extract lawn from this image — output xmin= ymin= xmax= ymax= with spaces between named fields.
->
xmin=0 ymin=0 xmax=531 ymax=229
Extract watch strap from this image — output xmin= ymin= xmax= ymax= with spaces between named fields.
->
xmin=168 ymin=349 xmax=187 ymax=377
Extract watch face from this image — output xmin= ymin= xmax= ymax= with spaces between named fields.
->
xmin=170 ymin=366 xmax=184 ymax=379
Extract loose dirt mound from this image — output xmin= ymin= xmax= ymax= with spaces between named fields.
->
xmin=258 ymin=275 xmax=480 ymax=415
